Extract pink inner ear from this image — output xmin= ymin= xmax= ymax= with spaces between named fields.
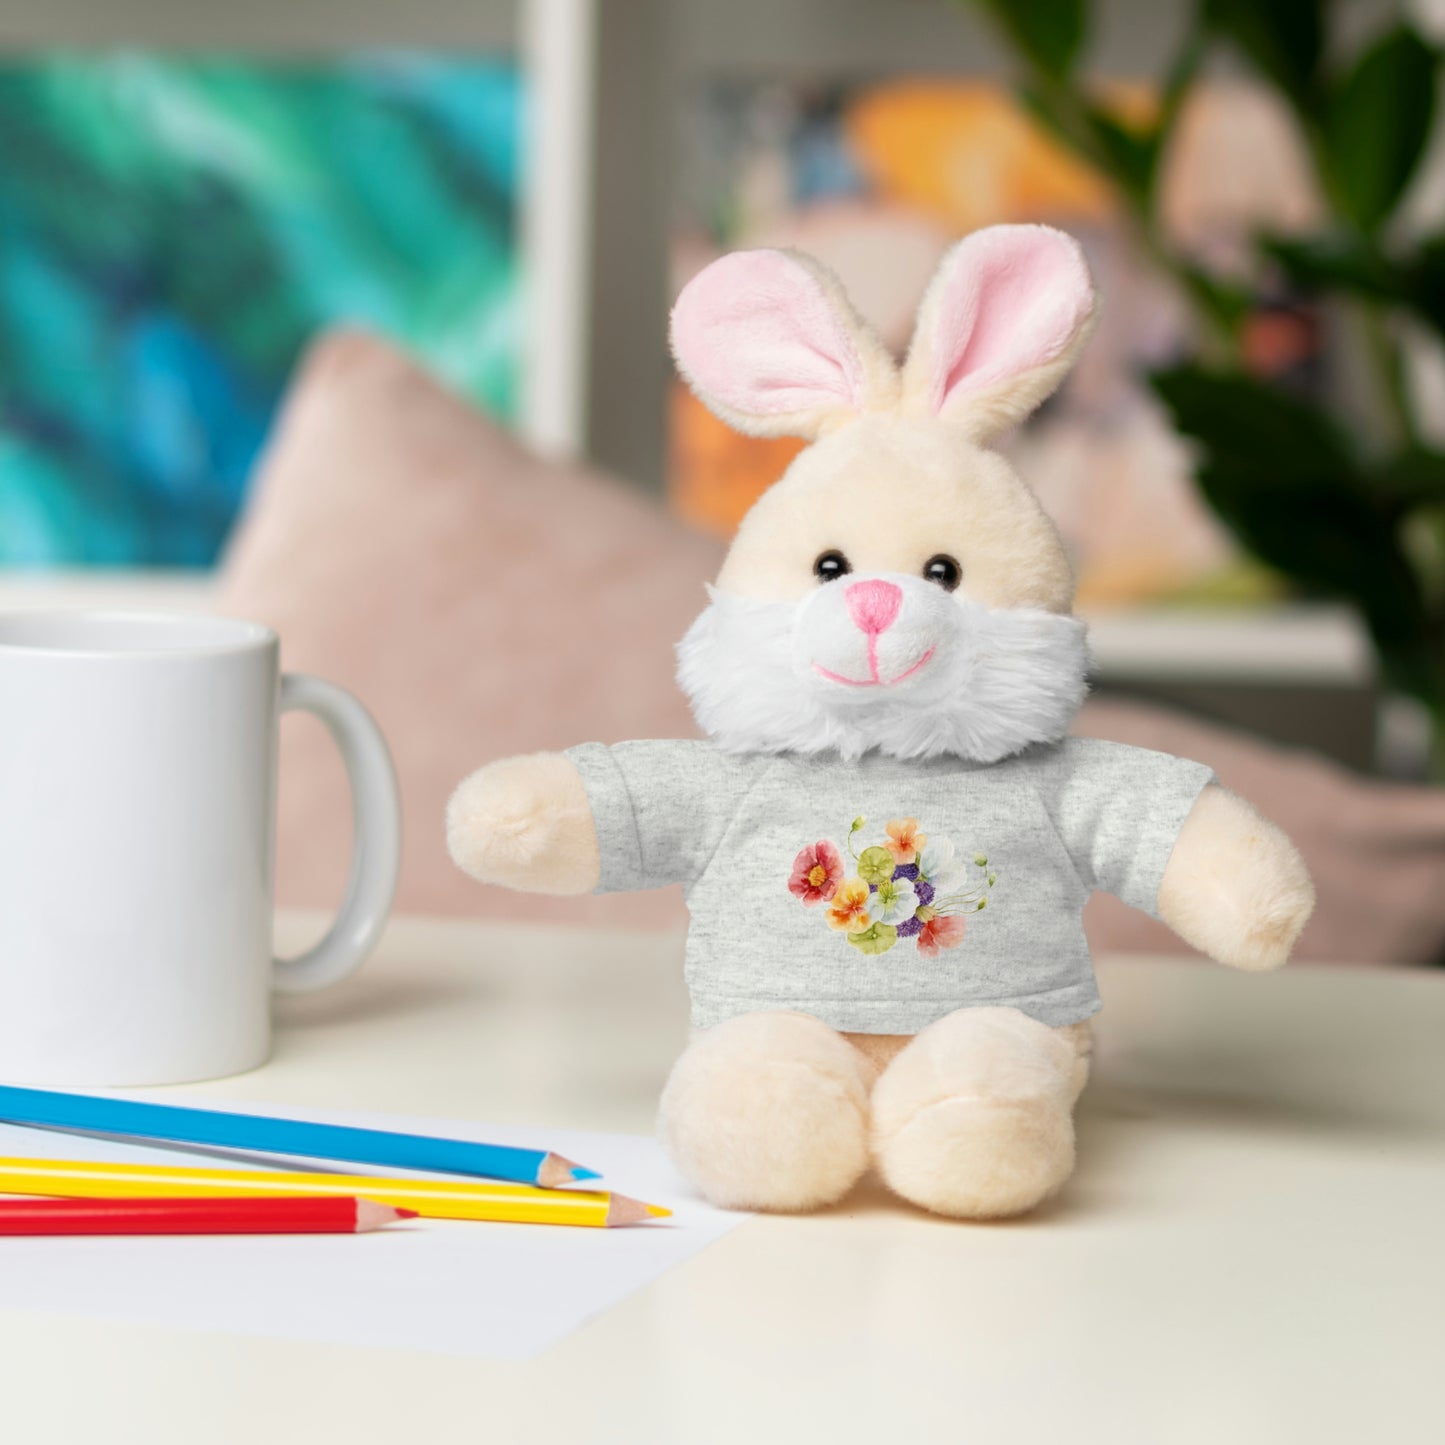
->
xmin=671 ymin=251 xmax=867 ymax=418
xmin=928 ymin=227 xmax=1094 ymax=414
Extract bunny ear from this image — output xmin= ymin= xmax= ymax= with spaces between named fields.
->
xmin=901 ymin=225 xmax=1098 ymax=443
xmin=669 ymin=249 xmax=898 ymax=440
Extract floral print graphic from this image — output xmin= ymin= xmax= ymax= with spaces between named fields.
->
xmin=916 ymin=913 xmax=968 ymax=956
xmin=825 ymin=878 xmax=872 ymax=933
xmin=788 ymin=815 xmax=997 ymax=957
xmin=884 ymin=817 xmax=926 ymax=865
xmin=867 ymin=874 xmax=918 ymax=926
xmin=788 ymin=840 xmax=844 ymax=905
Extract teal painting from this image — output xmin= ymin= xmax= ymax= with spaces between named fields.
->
xmin=0 ymin=53 xmax=522 ymax=567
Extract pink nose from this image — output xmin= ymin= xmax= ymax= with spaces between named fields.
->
xmin=845 ymin=579 xmax=902 ymax=635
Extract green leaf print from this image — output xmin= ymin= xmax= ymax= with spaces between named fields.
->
xmin=856 ymin=846 xmax=895 ymax=886
xmin=847 ymin=922 xmax=898 ymax=956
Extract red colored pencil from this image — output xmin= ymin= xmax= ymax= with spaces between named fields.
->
xmin=0 ymin=1195 xmax=416 ymax=1236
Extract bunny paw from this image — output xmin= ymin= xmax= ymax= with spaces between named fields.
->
xmin=446 ymin=752 xmax=600 ymax=894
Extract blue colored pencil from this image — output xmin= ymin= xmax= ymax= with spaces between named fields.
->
xmin=0 ymin=1085 xmax=601 ymax=1188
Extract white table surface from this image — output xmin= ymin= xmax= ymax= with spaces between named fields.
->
xmin=2 ymin=914 xmax=1442 ymax=1445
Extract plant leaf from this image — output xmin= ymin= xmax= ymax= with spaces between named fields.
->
xmin=968 ymin=0 xmax=1086 ymax=80
xmin=1202 ymin=0 xmax=1323 ymax=109
xmin=1265 ymin=233 xmax=1400 ymax=301
xmin=1150 ymin=364 xmax=1357 ymax=482
xmin=1374 ymin=449 xmax=1445 ymax=509
xmin=1409 ymin=235 xmax=1445 ymax=337
xmin=1268 ymin=230 xmax=1445 ymax=341
xmin=1159 ymin=24 xmax=1205 ymax=138
xmin=1149 ymin=365 xmax=1437 ymax=698
xmin=1080 ymin=101 xmax=1156 ymax=203
xmin=1320 ymin=25 xmax=1438 ymax=231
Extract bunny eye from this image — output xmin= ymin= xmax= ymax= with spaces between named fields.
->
xmin=813 ymin=550 xmax=852 ymax=583
xmin=923 ymin=554 xmax=962 ymax=591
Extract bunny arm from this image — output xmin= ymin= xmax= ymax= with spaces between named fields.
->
xmin=446 ymin=752 xmax=600 ymax=894
xmin=446 ymin=757 xmax=1316 ymax=973
xmin=1157 ymin=783 xmax=1315 ymax=971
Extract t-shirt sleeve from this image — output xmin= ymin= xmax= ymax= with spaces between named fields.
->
xmin=1043 ymin=738 xmax=1216 ymax=916
xmin=565 ymin=740 xmax=748 ymax=894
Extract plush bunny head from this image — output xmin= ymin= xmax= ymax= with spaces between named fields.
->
xmin=671 ymin=224 xmax=1098 ymax=763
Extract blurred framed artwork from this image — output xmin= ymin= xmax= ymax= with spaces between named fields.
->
xmin=0 ymin=52 xmax=522 ymax=567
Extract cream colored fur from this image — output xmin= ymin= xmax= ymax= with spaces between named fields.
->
xmin=446 ymin=752 xmax=599 ymax=895
xmin=1159 ymin=783 xmax=1315 ymax=970
xmin=715 ymin=418 xmax=1075 ymax=613
xmin=659 ymin=1011 xmax=876 ymax=1211
xmin=843 ymin=1021 xmax=1094 ymax=1099
xmin=447 ymin=226 xmax=1316 ymax=1220
xmin=870 ymin=1007 xmax=1086 ymax=1218
xmin=655 ymin=1011 xmax=1095 ymax=1217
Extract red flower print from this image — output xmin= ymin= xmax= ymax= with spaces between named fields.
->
xmin=916 ymin=912 xmax=966 ymax=956
xmin=788 ymin=840 xmax=844 ymax=906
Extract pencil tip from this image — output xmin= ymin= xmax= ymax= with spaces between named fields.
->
xmin=606 ymin=1193 xmax=672 ymax=1227
xmin=356 ymin=1199 xmax=418 ymax=1231
xmin=538 ymin=1153 xmax=600 ymax=1188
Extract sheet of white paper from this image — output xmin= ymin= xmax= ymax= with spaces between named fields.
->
xmin=0 ymin=1100 xmax=749 ymax=1359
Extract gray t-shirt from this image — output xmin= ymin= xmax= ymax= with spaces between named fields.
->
xmin=567 ymin=738 xmax=1214 ymax=1033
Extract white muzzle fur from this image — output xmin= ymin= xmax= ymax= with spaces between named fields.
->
xmin=677 ymin=574 xmax=1091 ymax=763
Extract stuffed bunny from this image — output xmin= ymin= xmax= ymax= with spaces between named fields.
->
xmin=447 ymin=225 xmax=1315 ymax=1219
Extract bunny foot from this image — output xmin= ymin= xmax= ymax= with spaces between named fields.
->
xmin=659 ymin=1011 xmax=875 ymax=1212
xmin=871 ymin=1007 xmax=1086 ymax=1219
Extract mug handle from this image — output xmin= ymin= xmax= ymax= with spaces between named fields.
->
xmin=272 ymin=674 xmax=402 ymax=995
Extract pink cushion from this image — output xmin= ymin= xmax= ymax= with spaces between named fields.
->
xmin=219 ymin=330 xmax=718 ymax=927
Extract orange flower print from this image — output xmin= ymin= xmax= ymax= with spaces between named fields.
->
xmin=826 ymin=878 xmax=872 ymax=933
xmin=884 ymin=817 xmax=927 ymax=865
xmin=916 ymin=911 xmax=967 ymax=956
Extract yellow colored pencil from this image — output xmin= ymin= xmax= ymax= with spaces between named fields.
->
xmin=0 ymin=1157 xmax=670 ymax=1228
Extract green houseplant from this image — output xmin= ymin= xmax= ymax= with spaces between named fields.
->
xmin=966 ymin=0 xmax=1445 ymax=772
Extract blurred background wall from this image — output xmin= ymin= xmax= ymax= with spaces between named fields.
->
xmin=0 ymin=0 xmax=1439 ymax=778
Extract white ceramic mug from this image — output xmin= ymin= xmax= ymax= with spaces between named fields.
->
xmin=0 ymin=611 xmax=402 ymax=1086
